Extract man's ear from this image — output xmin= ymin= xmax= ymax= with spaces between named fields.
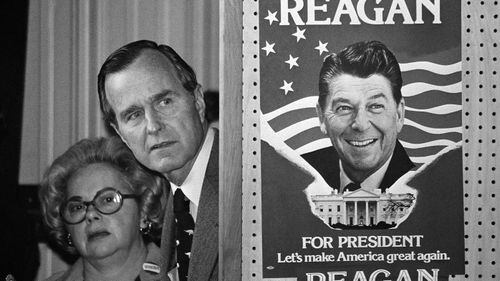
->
xmin=111 ymin=123 xmax=130 ymax=147
xmin=396 ymin=98 xmax=405 ymax=133
xmin=193 ymin=85 xmax=206 ymax=123
xmin=316 ymin=102 xmax=327 ymax=135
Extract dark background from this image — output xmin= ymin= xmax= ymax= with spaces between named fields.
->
xmin=1 ymin=1 xmax=41 ymax=280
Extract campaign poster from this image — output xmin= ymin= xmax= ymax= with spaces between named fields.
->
xmin=258 ymin=0 xmax=464 ymax=280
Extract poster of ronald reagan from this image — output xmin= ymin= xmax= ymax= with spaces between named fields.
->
xmin=256 ymin=0 xmax=464 ymax=280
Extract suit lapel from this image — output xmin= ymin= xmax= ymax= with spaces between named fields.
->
xmin=160 ymin=182 xmax=176 ymax=281
xmin=379 ymin=140 xmax=415 ymax=191
xmin=302 ymin=146 xmax=341 ymax=189
xmin=160 ymin=132 xmax=219 ymax=281
xmin=302 ymin=140 xmax=414 ymax=192
xmin=188 ymin=133 xmax=219 ymax=280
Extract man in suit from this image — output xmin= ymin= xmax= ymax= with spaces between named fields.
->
xmin=302 ymin=40 xmax=414 ymax=193
xmin=97 ymin=40 xmax=218 ymax=281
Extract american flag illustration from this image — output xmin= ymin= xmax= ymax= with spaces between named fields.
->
xmin=259 ymin=1 xmax=462 ymax=167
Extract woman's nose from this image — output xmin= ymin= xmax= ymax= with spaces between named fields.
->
xmin=85 ymin=204 xmax=102 ymax=222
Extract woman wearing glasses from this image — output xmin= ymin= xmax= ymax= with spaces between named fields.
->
xmin=39 ymin=137 xmax=168 ymax=281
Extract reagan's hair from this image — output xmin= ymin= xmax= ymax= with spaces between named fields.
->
xmin=97 ymin=39 xmax=199 ymax=126
xmin=318 ymin=40 xmax=402 ymax=110
xmin=39 ymin=137 xmax=166 ymax=254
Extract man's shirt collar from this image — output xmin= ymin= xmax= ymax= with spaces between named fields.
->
xmin=170 ymin=127 xmax=215 ymax=214
xmin=339 ymin=152 xmax=393 ymax=193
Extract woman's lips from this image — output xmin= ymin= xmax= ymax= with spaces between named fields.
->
xmin=87 ymin=230 xmax=110 ymax=241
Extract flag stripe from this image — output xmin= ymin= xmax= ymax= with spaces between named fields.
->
xmin=402 ymin=81 xmax=462 ymax=97
xmin=400 ymin=61 xmax=461 ymax=74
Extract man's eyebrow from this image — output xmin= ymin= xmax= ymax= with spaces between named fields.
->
xmin=118 ymin=90 xmax=177 ymax=121
xmin=330 ymin=97 xmax=351 ymax=104
xmin=119 ymin=105 xmax=142 ymax=121
xmin=368 ymin=93 xmax=388 ymax=101
xmin=150 ymin=90 xmax=175 ymax=103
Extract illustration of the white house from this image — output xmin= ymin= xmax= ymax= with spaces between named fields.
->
xmin=311 ymin=188 xmax=415 ymax=227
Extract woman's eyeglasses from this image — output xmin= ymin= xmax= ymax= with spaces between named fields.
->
xmin=61 ymin=187 xmax=139 ymax=224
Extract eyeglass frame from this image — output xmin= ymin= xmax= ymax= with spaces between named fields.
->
xmin=60 ymin=187 xmax=140 ymax=225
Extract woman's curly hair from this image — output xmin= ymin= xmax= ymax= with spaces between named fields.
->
xmin=39 ymin=137 xmax=167 ymax=254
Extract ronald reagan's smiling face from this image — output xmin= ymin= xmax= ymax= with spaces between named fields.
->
xmin=318 ymin=74 xmax=404 ymax=181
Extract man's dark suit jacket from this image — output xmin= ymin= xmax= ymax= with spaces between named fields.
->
xmin=301 ymin=140 xmax=415 ymax=192
xmin=160 ymin=132 xmax=219 ymax=281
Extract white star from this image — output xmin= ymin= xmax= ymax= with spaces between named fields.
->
xmin=185 ymin=252 xmax=191 ymax=258
xmin=184 ymin=229 xmax=194 ymax=235
xmin=315 ymin=41 xmax=329 ymax=55
xmin=264 ymin=10 xmax=279 ymax=25
xmin=292 ymin=27 xmax=306 ymax=42
xmin=262 ymin=41 xmax=276 ymax=56
xmin=176 ymin=240 xmax=180 ymax=246
xmin=285 ymin=55 xmax=299 ymax=69
xmin=280 ymin=80 xmax=294 ymax=95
